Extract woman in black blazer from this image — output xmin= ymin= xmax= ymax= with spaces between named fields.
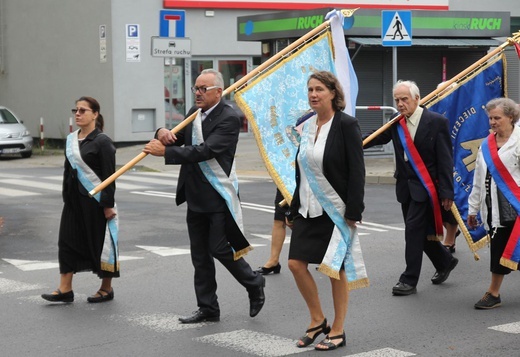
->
xmin=286 ymin=71 xmax=365 ymax=351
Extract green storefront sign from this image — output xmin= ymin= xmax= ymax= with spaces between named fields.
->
xmin=237 ymin=8 xmax=510 ymax=41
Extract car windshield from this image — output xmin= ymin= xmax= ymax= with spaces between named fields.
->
xmin=0 ymin=109 xmax=19 ymax=124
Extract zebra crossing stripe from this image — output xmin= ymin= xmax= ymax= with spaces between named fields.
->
xmin=195 ymin=329 xmax=306 ymax=357
xmin=0 ymin=277 xmax=43 ymax=293
xmin=0 ymin=178 xmax=62 ymax=191
xmin=124 ymin=313 xmax=211 ymax=332
xmin=0 ymin=187 xmax=40 ymax=197
xmin=489 ymin=322 xmax=520 ymax=334
xmin=346 ymin=348 xmax=416 ymax=356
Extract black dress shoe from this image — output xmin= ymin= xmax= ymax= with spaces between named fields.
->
xmin=41 ymin=289 xmax=74 ymax=303
xmin=431 ymin=257 xmax=459 ymax=285
xmin=392 ymin=281 xmax=417 ymax=296
xmin=178 ymin=310 xmax=220 ymax=324
xmin=249 ymin=276 xmax=265 ymax=317
xmin=256 ymin=263 xmax=281 ymax=275
xmin=87 ymin=288 xmax=114 ymax=303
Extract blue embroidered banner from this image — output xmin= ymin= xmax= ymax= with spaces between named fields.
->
xmin=427 ymin=55 xmax=505 ymax=250
xmin=235 ymin=11 xmax=358 ymax=204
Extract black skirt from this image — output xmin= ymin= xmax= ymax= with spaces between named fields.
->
xmin=288 ymin=212 xmax=335 ymax=264
xmin=58 ymin=175 xmax=119 ymax=278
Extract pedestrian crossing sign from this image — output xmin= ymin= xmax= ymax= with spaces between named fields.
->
xmin=382 ymin=10 xmax=412 ymax=47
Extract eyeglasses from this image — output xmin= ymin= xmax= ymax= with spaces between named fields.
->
xmin=191 ymin=85 xmax=219 ymax=94
xmin=71 ymin=108 xmax=93 ymax=114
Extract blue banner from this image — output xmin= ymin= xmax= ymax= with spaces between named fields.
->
xmin=427 ymin=55 xmax=505 ymax=248
xmin=235 ymin=33 xmax=335 ymax=203
xmin=235 ymin=11 xmax=358 ymax=204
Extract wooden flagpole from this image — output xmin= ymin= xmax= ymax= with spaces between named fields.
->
xmin=363 ymin=31 xmax=520 ymax=147
xmin=88 ymin=110 xmax=200 ymax=197
xmin=89 ymin=9 xmax=361 ymax=197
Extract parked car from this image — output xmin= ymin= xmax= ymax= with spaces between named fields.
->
xmin=0 ymin=106 xmax=33 ymax=158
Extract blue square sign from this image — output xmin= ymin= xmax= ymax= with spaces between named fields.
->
xmin=382 ymin=11 xmax=412 ymax=47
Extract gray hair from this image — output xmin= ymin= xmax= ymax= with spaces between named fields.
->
xmin=393 ymin=80 xmax=421 ymax=100
xmin=200 ymin=68 xmax=224 ymax=89
xmin=486 ymin=97 xmax=520 ymax=124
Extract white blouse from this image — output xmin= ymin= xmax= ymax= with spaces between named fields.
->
xmin=297 ymin=116 xmax=333 ymax=218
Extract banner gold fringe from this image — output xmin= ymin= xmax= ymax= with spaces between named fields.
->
xmin=317 ymin=264 xmax=370 ymax=290
xmin=318 ymin=263 xmax=340 ymax=280
xmin=101 ymin=262 xmax=120 ymax=273
xmin=500 ymin=257 xmax=518 ymax=271
xmin=234 ymin=246 xmax=253 ymax=261
xmin=348 ymin=277 xmax=370 ymax=291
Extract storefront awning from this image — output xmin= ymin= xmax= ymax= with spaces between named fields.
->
xmin=348 ymin=37 xmax=502 ymax=47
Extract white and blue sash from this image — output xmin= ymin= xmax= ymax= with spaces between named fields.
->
xmin=66 ymin=131 xmax=119 ymax=272
xmin=299 ymin=117 xmax=368 ymax=289
xmin=191 ymin=112 xmax=251 ymax=259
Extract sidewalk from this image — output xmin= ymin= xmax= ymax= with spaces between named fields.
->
xmin=1 ymin=133 xmax=396 ymax=184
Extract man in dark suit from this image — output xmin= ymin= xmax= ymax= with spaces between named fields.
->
xmin=364 ymin=80 xmax=458 ymax=295
xmin=144 ymin=69 xmax=265 ymax=322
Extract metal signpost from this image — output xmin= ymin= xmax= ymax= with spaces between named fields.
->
xmin=382 ymin=10 xmax=412 ymax=85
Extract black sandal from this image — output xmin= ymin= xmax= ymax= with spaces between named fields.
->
xmin=315 ymin=331 xmax=346 ymax=351
xmin=297 ymin=318 xmax=331 ymax=348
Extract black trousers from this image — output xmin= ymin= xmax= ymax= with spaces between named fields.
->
xmin=400 ymin=198 xmax=453 ymax=286
xmin=186 ymin=209 xmax=262 ymax=315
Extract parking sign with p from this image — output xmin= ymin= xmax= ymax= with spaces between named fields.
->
xmin=127 ymin=24 xmax=139 ymax=38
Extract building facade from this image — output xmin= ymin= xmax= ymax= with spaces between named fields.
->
xmin=0 ymin=0 xmax=518 ymax=144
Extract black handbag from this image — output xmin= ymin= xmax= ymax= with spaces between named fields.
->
xmin=497 ymin=188 xmax=518 ymax=226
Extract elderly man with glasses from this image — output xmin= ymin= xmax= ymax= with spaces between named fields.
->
xmin=144 ymin=69 xmax=265 ymax=323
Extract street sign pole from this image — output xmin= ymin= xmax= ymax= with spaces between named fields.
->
xmin=393 ymin=47 xmax=397 ymax=86
xmin=381 ymin=10 xmax=412 ymax=87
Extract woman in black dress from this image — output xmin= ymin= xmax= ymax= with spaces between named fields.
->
xmin=287 ymin=71 xmax=365 ymax=351
xmin=42 ymin=96 xmax=119 ymax=303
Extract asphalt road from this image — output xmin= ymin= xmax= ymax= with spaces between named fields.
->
xmin=0 ymin=166 xmax=519 ymax=356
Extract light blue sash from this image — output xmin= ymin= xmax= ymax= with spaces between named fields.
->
xmin=66 ymin=131 xmax=119 ymax=272
xmin=299 ymin=117 xmax=368 ymax=288
xmin=191 ymin=112 xmax=250 ymax=259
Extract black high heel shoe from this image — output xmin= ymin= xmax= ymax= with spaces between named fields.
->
xmin=256 ymin=263 xmax=281 ymax=275
xmin=315 ymin=331 xmax=346 ymax=351
xmin=297 ymin=319 xmax=331 ymax=348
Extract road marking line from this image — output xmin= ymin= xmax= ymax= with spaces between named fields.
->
xmin=489 ymin=322 xmax=520 ymax=334
xmin=112 ymin=175 xmax=176 ymax=186
xmin=2 ymin=258 xmax=59 ymax=271
xmin=346 ymin=348 xmax=416 ymax=356
xmin=0 ymin=178 xmax=62 ymax=191
xmin=0 ymin=277 xmax=43 ymax=293
xmin=136 ymin=245 xmax=190 ymax=256
xmin=195 ymin=329 xmax=306 ymax=357
xmin=125 ymin=313 xmax=214 ymax=332
xmin=362 ymin=221 xmax=405 ymax=231
xmin=131 ymin=191 xmax=176 ymax=198
xmin=0 ymin=187 xmax=40 ymax=197
xmin=0 ymin=173 xmax=31 ymax=179
xmin=3 ymin=256 xmax=141 ymax=271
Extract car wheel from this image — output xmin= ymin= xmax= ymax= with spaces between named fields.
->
xmin=21 ymin=151 xmax=32 ymax=158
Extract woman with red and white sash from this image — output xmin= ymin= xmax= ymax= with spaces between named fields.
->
xmin=468 ymin=97 xmax=520 ymax=309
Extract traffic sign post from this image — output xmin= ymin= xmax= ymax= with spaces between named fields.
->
xmin=382 ymin=10 xmax=412 ymax=47
xmin=381 ymin=11 xmax=412 ymax=86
